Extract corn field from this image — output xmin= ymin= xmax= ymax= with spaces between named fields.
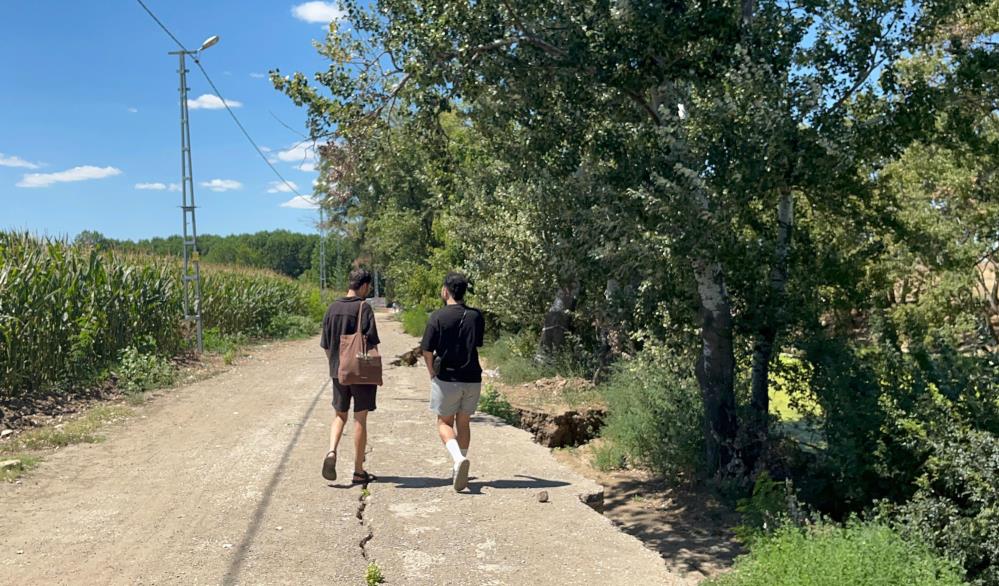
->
xmin=0 ymin=232 xmax=319 ymax=398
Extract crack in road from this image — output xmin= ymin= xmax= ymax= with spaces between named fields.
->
xmin=356 ymin=481 xmax=373 ymax=561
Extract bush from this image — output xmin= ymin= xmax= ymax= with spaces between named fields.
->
xmin=708 ymin=521 xmax=965 ymax=586
xmin=116 ymin=347 xmax=175 ymax=393
xmin=479 ymin=333 xmax=554 ymax=384
xmin=880 ymin=427 xmax=999 ymax=585
xmin=400 ymin=309 xmax=430 ymax=338
xmin=478 ymin=384 xmax=520 ymax=425
xmin=596 ymin=348 xmax=704 ymax=479
xmin=265 ymin=313 xmax=319 ymax=339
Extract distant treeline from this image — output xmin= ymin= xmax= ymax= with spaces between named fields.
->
xmin=74 ymin=229 xmax=358 ymax=283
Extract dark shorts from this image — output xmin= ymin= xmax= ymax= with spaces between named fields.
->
xmin=331 ymin=378 xmax=377 ymax=413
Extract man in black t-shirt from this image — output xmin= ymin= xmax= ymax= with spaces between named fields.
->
xmin=421 ymin=272 xmax=485 ymax=492
xmin=319 ymin=268 xmax=380 ymax=485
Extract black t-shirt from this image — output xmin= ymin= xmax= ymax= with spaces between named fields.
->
xmin=421 ymin=303 xmax=485 ymax=383
xmin=320 ymin=297 xmax=380 ymax=380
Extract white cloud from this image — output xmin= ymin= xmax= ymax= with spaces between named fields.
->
xmin=259 ymin=145 xmax=272 ymax=152
xmin=250 ymin=72 xmax=266 ymax=79
xmin=128 ymin=107 xmax=139 ymax=113
xmin=276 ymin=143 xmax=318 ymax=172
xmin=281 ymin=195 xmax=320 ymax=209
xmin=136 ymin=182 xmax=182 ymax=192
xmin=187 ymin=94 xmax=242 ymax=110
xmin=17 ymin=165 xmax=121 ymax=188
xmin=267 ymin=180 xmax=299 ymax=193
xmin=201 ymin=178 xmax=243 ymax=192
xmin=292 ymin=1 xmax=343 ymax=23
xmin=0 ymin=153 xmax=41 ymax=169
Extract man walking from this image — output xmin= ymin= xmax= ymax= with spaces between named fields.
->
xmin=320 ymin=268 xmax=380 ymax=485
xmin=421 ymin=272 xmax=486 ymax=492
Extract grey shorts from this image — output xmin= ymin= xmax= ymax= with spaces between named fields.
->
xmin=430 ymin=378 xmax=482 ymax=417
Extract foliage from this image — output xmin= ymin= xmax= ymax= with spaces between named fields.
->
xmin=880 ymin=428 xmax=999 ymax=585
xmin=708 ymin=521 xmax=965 ymax=586
xmin=0 ymin=233 xmax=320 ymax=399
xmin=365 ymin=562 xmax=384 ymax=586
xmin=265 ymin=313 xmax=319 ymax=339
xmin=597 ymin=348 xmax=704 ymax=479
xmin=116 ymin=346 xmax=175 ymax=393
xmin=477 ymin=384 xmax=520 ymax=426
xmin=399 ymin=309 xmax=430 ymax=338
xmin=734 ymin=472 xmax=796 ymax=545
xmin=0 ymin=232 xmax=182 ymax=395
xmin=203 ymin=328 xmax=246 ymax=365
xmin=479 ymin=334 xmax=554 ymax=384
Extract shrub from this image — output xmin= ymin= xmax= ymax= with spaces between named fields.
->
xmin=479 ymin=333 xmax=554 ymax=384
xmin=478 ymin=384 xmax=520 ymax=425
xmin=265 ymin=313 xmax=318 ymax=339
xmin=880 ymin=427 xmax=999 ymax=585
xmin=734 ymin=472 xmax=797 ymax=545
xmin=596 ymin=348 xmax=704 ymax=479
xmin=116 ymin=347 xmax=175 ymax=393
xmin=400 ymin=309 xmax=430 ymax=338
xmin=708 ymin=521 xmax=965 ymax=586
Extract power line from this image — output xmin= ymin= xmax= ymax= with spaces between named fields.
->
xmin=135 ymin=0 xmax=186 ymax=51
xmin=191 ymin=57 xmax=307 ymax=198
xmin=134 ymin=0 xmax=309 ymax=200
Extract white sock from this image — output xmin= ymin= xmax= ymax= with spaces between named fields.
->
xmin=445 ymin=439 xmax=464 ymax=464
xmin=461 ymin=448 xmax=468 ymax=458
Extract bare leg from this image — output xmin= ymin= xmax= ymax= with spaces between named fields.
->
xmin=437 ymin=414 xmax=457 ymax=444
xmin=330 ymin=411 xmax=348 ymax=453
xmin=455 ymin=412 xmax=471 ymax=451
xmin=353 ymin=410 xmax=368 ymax=473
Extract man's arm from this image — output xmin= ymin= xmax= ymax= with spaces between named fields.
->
xmin=423 ymin=351 xmax=436 ymax=379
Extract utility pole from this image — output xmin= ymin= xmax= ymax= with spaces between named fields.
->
xmin=169 ymin=35 xmax=218 ymax=353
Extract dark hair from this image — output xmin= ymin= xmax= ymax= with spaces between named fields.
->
xmin=349 ymin=268 xmax=373 ymax=291
xmin=444 ymin=272 xmax=469 ymax=301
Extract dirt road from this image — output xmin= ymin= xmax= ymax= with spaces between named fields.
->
xmin=0 ymin=314 xmax=681 ymax=585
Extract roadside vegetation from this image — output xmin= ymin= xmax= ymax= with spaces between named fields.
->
xmin=0 ymin=231 xmax=326 ymax=480
xmin=275 ymin=0 xmax=998 ymax=581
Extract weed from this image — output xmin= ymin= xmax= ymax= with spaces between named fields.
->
xmin=365 ymin=561 xmax=385 ymax=585
xmin=478 ymin=385 xmax=520 ymax=425
xmin=117 ymin=347 xmax=175 ymax=393
xmin=4 ymin=405 xmax=132 ymax=452
xmin=0 ymin=455 xmax=40 ymax=482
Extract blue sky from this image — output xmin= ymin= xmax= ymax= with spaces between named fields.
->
xmin=1 ymin=1 xmax=343 ymax=240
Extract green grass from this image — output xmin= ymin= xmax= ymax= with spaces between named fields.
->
xmin=0 ymin=454 xmax=40 ymax=482
xmin=2 ymin=405 xmax=133 ymax=452
xmin=400 ymin=308 xmax=430 ymax=337
xmin=708 ymin=521 xmax=965 ymax=586
xmin=479 ymin=335 xmax=555 ymax=384
xmin=478 ymin=384 xmax=521 ymax=425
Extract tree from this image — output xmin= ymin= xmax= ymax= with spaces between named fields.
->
xmin=274 ymin=0 xmax=989 ymax=475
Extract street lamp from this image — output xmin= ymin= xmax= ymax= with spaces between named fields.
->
xmin=199 ymin=35 xmax=220 ymax=52
xmin=169 ymin=35 xmax=219 ymax=353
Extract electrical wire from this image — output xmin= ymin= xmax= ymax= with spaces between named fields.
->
xmin=134 ymin=0 xmax=310 ymax=200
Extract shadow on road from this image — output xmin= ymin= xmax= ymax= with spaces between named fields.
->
xmin=375 ymin=473 xmax=570 ymax=494
xmin=221 ymin=379 xmax=329 ymax=586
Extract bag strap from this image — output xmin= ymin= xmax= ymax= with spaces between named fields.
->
xmin=355 ymin=300 xmax=368 ymax=357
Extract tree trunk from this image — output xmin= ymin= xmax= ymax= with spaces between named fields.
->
xmin=748 ymin=188 xmax=794 ymax=468
xmin=692 ymin=257 xmax=738 ymax=475
xmin=538 ymin=282 xmax=580 ymax=358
